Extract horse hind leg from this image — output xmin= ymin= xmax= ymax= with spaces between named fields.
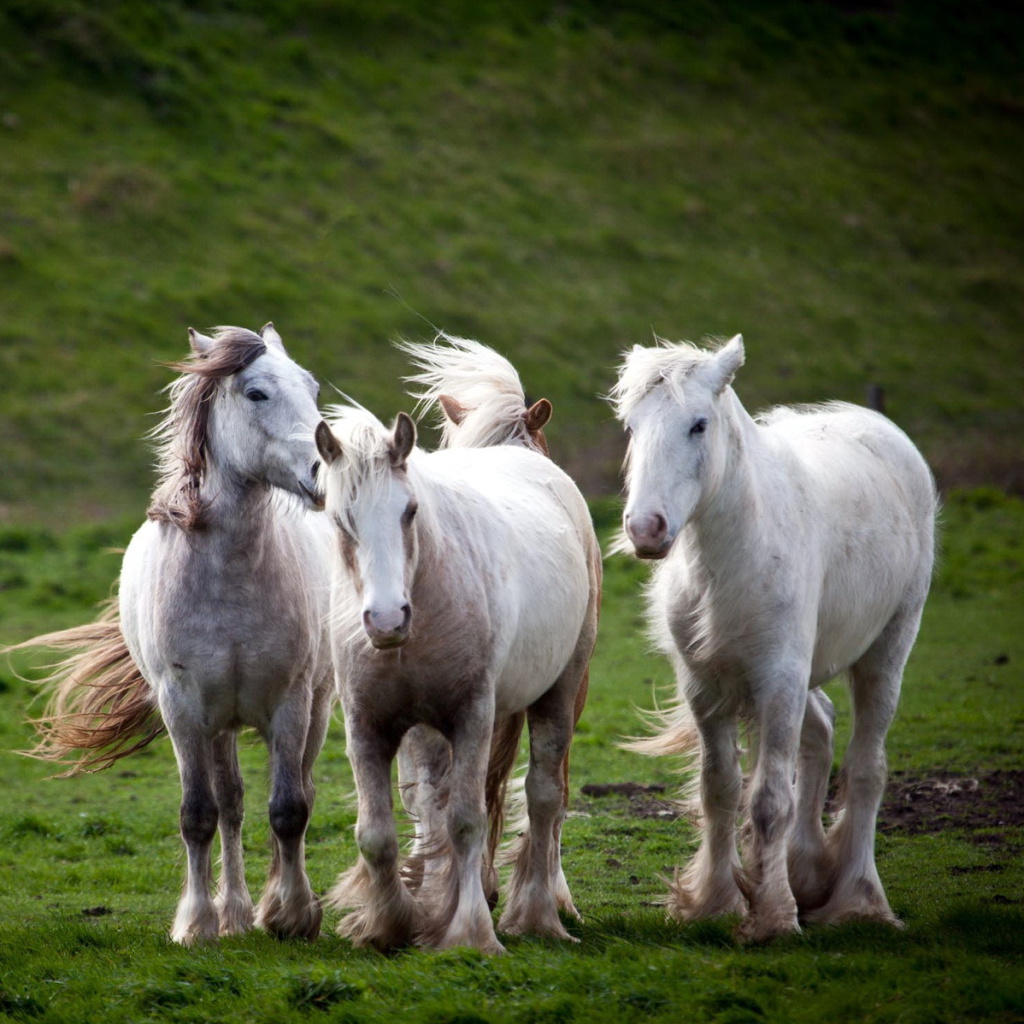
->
xmin=788 ymin=688 xmax=836 ymax=914
xmin=805 ymin=605 xmax=924 ymax=928
xmin=398 ymin=724 xmax=453 ymax=899
xmin=498 ymin=685 xmax=578 ymax=942
xmin=256 ymin=697 xmax=321 ymax=940
xmin=211 ymin=732 xmax=254 ymax=935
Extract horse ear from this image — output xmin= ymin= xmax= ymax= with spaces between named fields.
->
xmin=260 ymin=322 xmax=285 ymax=349
xmin=188 ymin=328 xmax=215 ymax=355
xmin=390 ymin=412 xmax=417 ymax=467
xmin=438 ymin=394 xmax=467 ymax=426
xmin=524 ymin=398 xmax=552 ymax=432
xmin=315 ymin=420 xmax=342 ymax=466
xmin=707 ymin=334 xmax=745 ymax=394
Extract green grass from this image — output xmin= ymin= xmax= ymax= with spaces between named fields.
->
xmin=1 ymin=493 xmax=1022 ymax=1023
xmin=1 ymin=3 xmax=1023 ymax=1019
xmin=1 ymin=0 xmax=1022 ymax=528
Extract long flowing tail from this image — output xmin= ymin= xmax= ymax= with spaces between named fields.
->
xmin=398 ymin=333 xmax=551 ymax=453
xmin=8 ymin=600 xmax=163 ymax=775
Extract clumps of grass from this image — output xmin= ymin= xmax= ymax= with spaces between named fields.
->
xmin=0 ymin=990 xmax=43 ymax=1019
xmin=286 ymin=968 xmax=363 ymax=1011
xmin=6 ymin=815 xmax=55 ymax=839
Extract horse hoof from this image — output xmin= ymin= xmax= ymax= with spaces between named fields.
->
xmin=737 ymin=912 xmax=801 ymax=945
xmin=216 ymin=895 xmax=255 ymax=936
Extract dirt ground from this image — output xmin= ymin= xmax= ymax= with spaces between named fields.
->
xmin=580 ymin=771 xmax=1024 ymax=840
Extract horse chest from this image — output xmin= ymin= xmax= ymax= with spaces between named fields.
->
xmin=145 ymin=547 xmax=314 ymax=726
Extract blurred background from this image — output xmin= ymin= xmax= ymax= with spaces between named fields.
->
xmin=1 ymin=0 xmax=1021 ymax=529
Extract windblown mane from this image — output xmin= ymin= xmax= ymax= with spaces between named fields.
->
xmin=608 ymin=338 xmax=716 ymax=421
xmin=147 ymin=327 xmax=267 ymax=531
xmin=398 ymin=333 xmax=542 ymax=451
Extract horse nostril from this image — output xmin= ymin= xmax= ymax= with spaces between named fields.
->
xmin=653 ymin=513 xmax=667 ymax=537
xmin=400 ymin=603 xmax=411 ymax=629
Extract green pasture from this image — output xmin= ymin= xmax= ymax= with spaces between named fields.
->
xmin=1 ymin=1 xmax=1023 ymax=1021
xmin=1 ymin=491 xmax=1022 ymax=1023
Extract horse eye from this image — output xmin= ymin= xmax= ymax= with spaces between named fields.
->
xmin=246 ymin=389 xmax=269 ymax=402
xmin=690 ymin=418 xmax=708 ymax=436
xmin=402 ymin=501 xmax=418 ymax=525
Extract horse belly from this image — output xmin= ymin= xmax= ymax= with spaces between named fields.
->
xmin=493 ymin=573 xmax=589 ymax=715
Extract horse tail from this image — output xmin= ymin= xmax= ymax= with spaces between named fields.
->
xmin=9 ymin=600 xmax=163 ymax=775
xmin=397 ymin=333 xmax=550 ymax=453
xmin=484 ymin=710 xmax=526 ymax=897
xmin=621 ymin=695 xmax=700 ymax=758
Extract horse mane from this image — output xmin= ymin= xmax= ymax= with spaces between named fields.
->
xmin=322 ymin=404 xmax=402 ymax=534
xmin=608 ymin=337 xmax=719 ymax=420
xmin=147 ymin=327 xmax=267 ymax=532
xmin=398 ymin=333 xmax=544 ymax=452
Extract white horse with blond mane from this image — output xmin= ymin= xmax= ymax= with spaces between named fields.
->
xmin=391 ymin=333 xmax=583 ymax=910
xmin=611 ymin=334 xmax=936 ymax=942
xmin=315 ymin=399 xmax=600 ymax=954
xmin=12 ymin=325 xmax=334 ymax=945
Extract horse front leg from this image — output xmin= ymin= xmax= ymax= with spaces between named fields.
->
xmin=163 ymin=701 xmax=220 ymax=945
xmin=669 ymin=708 xmax=746 ymax=922
xmin=211 ymin=731 xmax=254 ymax=935
xmin=256 ymin=692 xmax=320 ymax=940
xmin=329 ymin=718 xmax=420 ymax=951
xmin=741 ymin=674 xmax=806 ymax=942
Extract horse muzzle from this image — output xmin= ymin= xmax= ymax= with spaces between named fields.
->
xmin=624 ymin=510 xmax=673 ymax=559
xmin=363 ymin=604 xmax=412 ymax=650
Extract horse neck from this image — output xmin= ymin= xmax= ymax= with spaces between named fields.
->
xmin=198 ymin=460 xmax=279 ymax=543
xmin=406 ymin=464 xmax=444 ymax=587
xmin=687 ymin=389 xmax=767 ymax=562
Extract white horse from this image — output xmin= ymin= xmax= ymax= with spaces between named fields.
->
xmin=315 ymin=404 xmax=600 ymax=954
xmin=611 ymin=334 xmax=936 ymax=942
xmin=392 ymin=333 xmax=577 ymax=908
xmin=13 ymin=325 xmax=334 ymax=945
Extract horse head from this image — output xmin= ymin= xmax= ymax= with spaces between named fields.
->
xmin=612 ymin=335 xmax=744 ymax=558
xmin=316 ymin=409 xmax=419 ymax=649
xmin=197 ymin=323 xmax=324 ymax=510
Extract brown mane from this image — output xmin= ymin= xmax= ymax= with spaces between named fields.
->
xmin=147 ymin=328 xmax=267 ymax=531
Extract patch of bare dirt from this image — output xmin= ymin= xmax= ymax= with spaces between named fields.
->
xmin=580 ymin=771 xmax=1024 ymax=837
xmin=876 ymin=770 xmax=1024 ymax=838
xmin=579 ymin=781 xmax=683 ymax=820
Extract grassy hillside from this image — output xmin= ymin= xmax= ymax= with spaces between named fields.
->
xmin=1 ymin=0 xmax=1022 ymax=527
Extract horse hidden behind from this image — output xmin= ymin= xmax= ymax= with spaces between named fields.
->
xmin=612 ymin=334 xmax=937 ymax=942
xmin=13 ymin=325 xmax=334 ymax=944
xmin=315 ymin=401 xmax=600 ymax=954
xmin=393 ymin=333 xmax=586 ymax=912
